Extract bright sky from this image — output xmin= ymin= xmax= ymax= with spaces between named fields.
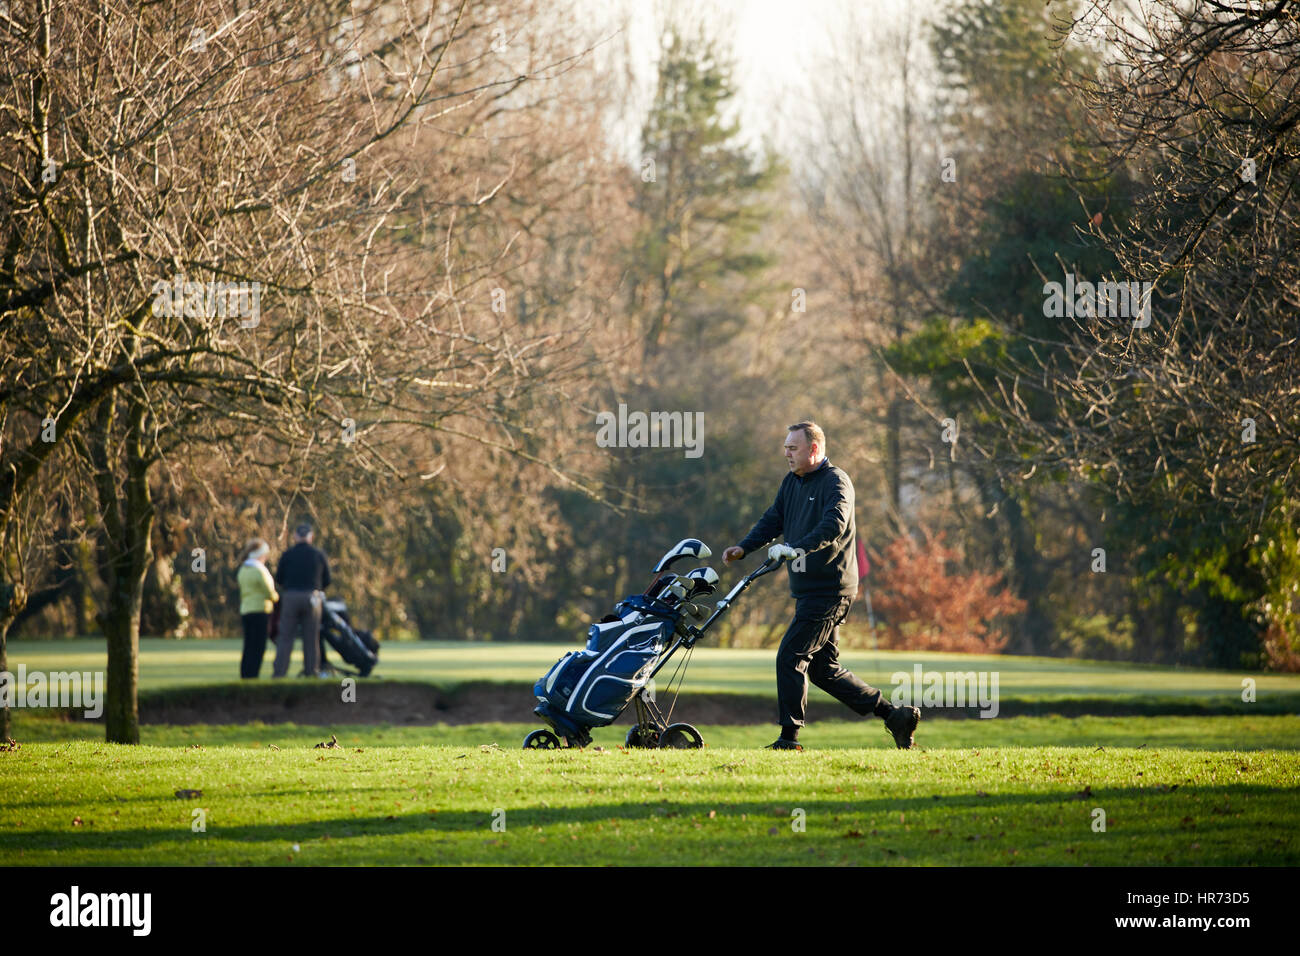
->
xmin=573 ymin=0 xmax=915 ymax=161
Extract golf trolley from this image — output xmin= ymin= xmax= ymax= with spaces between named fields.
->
xmin=523 ymin=539 xmax=784 ymax=750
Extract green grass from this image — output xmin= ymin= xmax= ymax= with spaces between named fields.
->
xmin=6 ymin=639 xmax=1298 ymax=866
xmin=9 ymin=712 xmax=1300 ymax=750
xmin=8 ymin=637 xmax=1299 ymax=706
xmin=2 ymin=740 xmax=1297 ymax=866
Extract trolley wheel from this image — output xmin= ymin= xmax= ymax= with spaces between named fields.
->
xmin=658 ymin=723 xmax=704 ymax=749
xmin=522 ymin=729 xmax=562 ymax=750
xmin=625 ymin=725 xmax=661 ymax=749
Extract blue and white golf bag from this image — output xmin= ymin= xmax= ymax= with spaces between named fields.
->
xmin=525 ymin=537 xmax=778 ymax=750
xmin=532 ymin=593 xmax=683 ymax=742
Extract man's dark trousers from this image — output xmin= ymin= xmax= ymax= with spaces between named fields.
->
xmin=777 ymin=592 xmax=884 ymax=728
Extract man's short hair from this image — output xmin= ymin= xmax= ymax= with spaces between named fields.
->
xmin=787 ymin=421 xmax=826 ymax=454
xmin=294 ymin=523 xmax=313 ymax=539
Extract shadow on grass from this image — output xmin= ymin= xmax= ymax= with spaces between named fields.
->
xmin=6 ymin=783 xmax=1297 ymax=854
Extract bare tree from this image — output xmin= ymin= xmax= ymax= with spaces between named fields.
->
xmin=793 ymin=4 xmax=947 ymax=536
xmin=0 ymin=0 xmax=619 ymax=741
xmin=985 ymin=0 xmax=1300 ymax=530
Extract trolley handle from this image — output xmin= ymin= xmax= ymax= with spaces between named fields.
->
xmin=688 ymin=556 xmax=784 ymax=639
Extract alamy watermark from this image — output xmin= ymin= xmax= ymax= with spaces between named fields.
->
xmin=890 ymin=664 xmax=1000 ymax=718
xmin=49 ymin=886 xmax=151 ymax=936
xmin=0 ymin=666 xmax=103 ymax=719
xmin=1042 ymin=275 xmax=1152 ymax=328
xmin=595 ymin=403 xmax=704 ymax=459
xmin=151 ymin=274 xmax=263 ymax=328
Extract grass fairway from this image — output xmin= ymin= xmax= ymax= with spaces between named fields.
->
xmin=3 ymin=739 xmax=1297 ymax=866
xmin=9 ymin=712 xmax=1300 ymax=750
xmin=9 ymin=638 xmax=1300 ymax=708
xmin=6 ymin=639 xmax=1298 ymax=866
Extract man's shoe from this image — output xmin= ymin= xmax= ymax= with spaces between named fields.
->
xmin=885 ymin=706 xmax=920 ymax=749
xmin=766 ymin=738 xmax=804 ymax=751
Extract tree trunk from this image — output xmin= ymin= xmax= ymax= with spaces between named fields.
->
xmin=0 ymin=575 xmax=28 ymax=741
xmin=884 ymin=387 xmax=903 ymax=534
xmin=72 ymin=539 xmax=95 ymax=636
xmin=974 ymin=468 xmax=1050 ymax=655
xmin=101 ymin=588 xmax=143 ymax=744
xmin=0 ymin=615 xmax=13 ymax=741
xmin=996 ymin=482 xmax=1053 ymax=655
xmin=87 ymin=393 xmax=155 ymax=744
xmin=142 ymin=549 xmax=188 ymax=638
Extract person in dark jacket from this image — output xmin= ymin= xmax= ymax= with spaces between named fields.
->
xmin=723 ymin=421 xmax=920 ymax=750
xmin=273 ymin=523 xmax=332 ymax=678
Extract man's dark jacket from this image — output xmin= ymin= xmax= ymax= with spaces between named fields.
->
xmin=275 ymin=541 xmax=331 ymax=592
xmin=737 ymin=458 xmax=858 ymax=598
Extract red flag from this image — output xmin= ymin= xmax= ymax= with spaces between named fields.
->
xmin=856 ymin=536 xmax=869 ymax=579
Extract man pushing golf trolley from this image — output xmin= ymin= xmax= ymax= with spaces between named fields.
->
xmin=525 ymin=421 xmax=921 ymax=752
xmin=524 ymin=537 xmax=783 ymax=750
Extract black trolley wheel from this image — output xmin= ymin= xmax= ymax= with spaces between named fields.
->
xmin=522 ymin=729 xmax=563 ymax=750
xmin=625 ymin=725 xmax=662 ymax=749
xmin=658 ymin=722 xmax=704 ymax=749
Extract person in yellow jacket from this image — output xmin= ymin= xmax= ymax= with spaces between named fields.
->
xmin=237 ymin=538 xmax=279 ymax=678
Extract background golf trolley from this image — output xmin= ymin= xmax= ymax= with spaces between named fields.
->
xmin=524 ymin=539 xmax=783 ymax=750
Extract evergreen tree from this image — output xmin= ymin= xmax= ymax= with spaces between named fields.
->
xmin=562 ymin=24 xmax=789 ymax=632
xmin=629 ymin=26 xmax=782 ymax=357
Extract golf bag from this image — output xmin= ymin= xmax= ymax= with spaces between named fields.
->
xmin=526 ymin=539 xmax=782 ymax=750
xmin=320 ymin=598 xmax=379 ymax=676
xmin=533 ymin=592 xmax=685 ymax=745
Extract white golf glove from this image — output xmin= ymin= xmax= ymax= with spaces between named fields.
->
xmin=768 ymin=544 xmax=799 ymax=563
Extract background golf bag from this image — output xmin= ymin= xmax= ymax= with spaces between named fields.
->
xmin=320 ymin=598 xmax=379 ymax=676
